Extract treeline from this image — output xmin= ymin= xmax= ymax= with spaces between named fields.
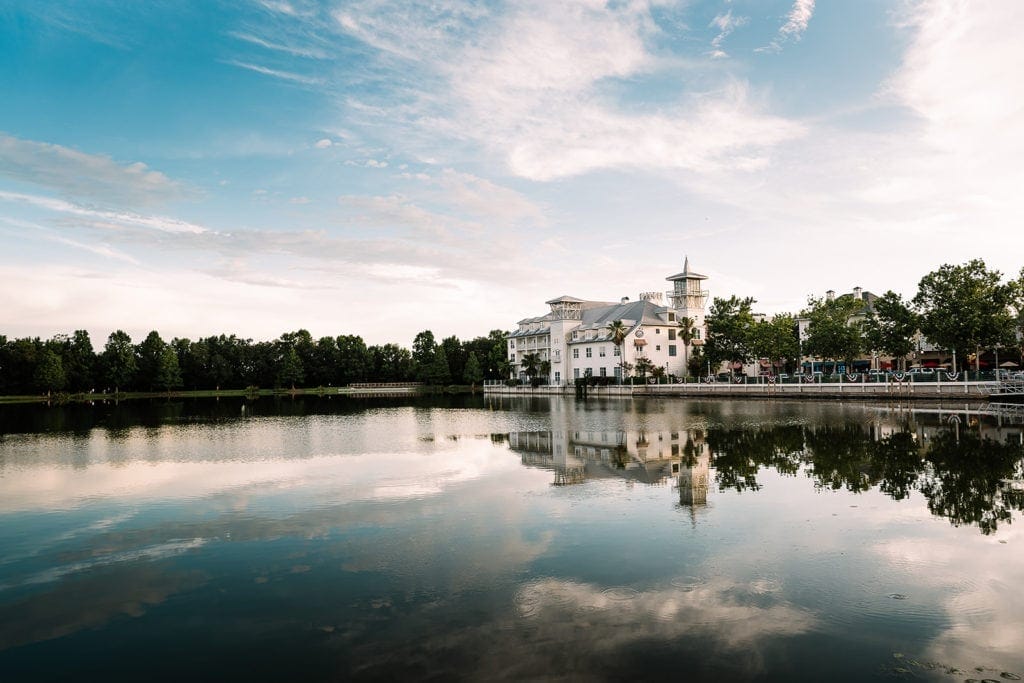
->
xmin=695 ymin=259 xmax=1024 ymax=374
xmin=0 ymin=328 xmax=509 ymax=396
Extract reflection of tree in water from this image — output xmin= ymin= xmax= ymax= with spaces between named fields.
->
xmin=804 ymin=427 xmax=921 ymax=498
xmin=705 ymin=425 xmax=805 ymax=492
xmin=706 ymin=421 xmax=1024 ymax=535
xmin=919 ymin=430 xmax=1024 ymax=535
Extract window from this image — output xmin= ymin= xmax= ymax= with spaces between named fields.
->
xmin=599 ymin=346 xmax=606 ymax=357
xmin=510 ymin=340 xmax=515 ymax=348
xmin=694 ymin=329 xmax=701 ymax=339
xmin=613 ymin=346 xmax=621 ymax=356
xmin=669 ymin=345 xmax=677 ymax=356
xmin=656 ymin=328 xmax=661 ymax=334
xmin=574 ymin=368 xmax=580 ymax=379
xmin=586 ymin=347 xmax=592 ymax=358
xmin=668 ymin=313 xmax=676 ymax=322
xmin=554 ymin=371 xmax=561 ymax=383
xmin=655 ymin=345 xmax=661 ymax=351
xmin=668 ymin=329 xmax=676 ymax=340
xmin=573 ymin=348 xmax=579 ymax=359
xmin=511 ymin=353 xmax=517 ymax=361
xmin=600 ymin=367 xmax=607 ymax=377
xmin=572 ymin=330 xmax=579 ymax=340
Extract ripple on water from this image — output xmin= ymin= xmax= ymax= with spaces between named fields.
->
xmin=669 ymin=576 xmax=704 ymax=592
xmin=601 ymin=586 xmax=640 ymax=601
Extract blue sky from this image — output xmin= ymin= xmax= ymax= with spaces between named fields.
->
xmin=1 ymin=0 xmax=1022 ymax=346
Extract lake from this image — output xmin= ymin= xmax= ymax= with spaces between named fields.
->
xmin=1 ymin=395 xmax=1022 ymax=681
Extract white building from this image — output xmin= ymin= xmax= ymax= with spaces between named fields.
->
xmin=507 ymin=257 xmax=710 ymax=384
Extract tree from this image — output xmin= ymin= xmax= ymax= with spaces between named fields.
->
xmin=704 ymin=296 xmax=757 ymax=374
xmin=440 ymin=335 xmax=465 ymax=385
xmin=634 ymin=356 xmax=655 ymax=379
xmin=102 ymin=330 xmax=136 ymax=393
xmin=749 ymin=314 xmax=799 ymax=374
xmin=864 ymin=291 xmax=918 ymax=371
xmin=424 ymin=346 xmax=452 ymax=385
xmin=463 ymin=351 xmax=484 ymax=390
xmin=34 ymin=349 xmax=65 ymax=396
xmin=336 ymin=335 xmax=371 ymax=385
xmin=606 ymin=319 xmax=629 ymax=383
xmin=276 ymin=346 xmax=304 ymax=389
xmin=914 ymin=259 xmax=1017 ymax=372
xmin=521 ymin=352 xmax=540 ymax=381
xmin=370 ymin=343 xmax=413 ymax=381
xmin=412 ymin=330 xmax=438 ymax=382
xmin=802 ymin=296 xmax=865 ymax=370
xmin=677 ymin=316 xmax=695 ymax=378
xmin=63 ymin=330 xmax=96 ymax=392
xmin=155 ymin=346 xmax=183 ymax=393
xmin=136 ymin=330 xmax=167 ymax=391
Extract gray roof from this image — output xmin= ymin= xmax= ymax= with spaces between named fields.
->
xmin=666 ymin=255 xmax=708 ymax=281
xmin=545 ymin=295 xmax=584 ymax=304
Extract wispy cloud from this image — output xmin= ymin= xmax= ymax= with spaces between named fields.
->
xmin=709 ymin=10 xmax=749 ymax=58
xmin=228 ymin=31 xmax=328 ymax=59
xmin=757 ymin=0 xmax=816 ymax=53
xmin=0 ymin=135 xmax=188 ymax=206
xmin=223 ymin=60 xmax=323 ymax=85
xmin=0 ymin=191 xmax=208 ymax=235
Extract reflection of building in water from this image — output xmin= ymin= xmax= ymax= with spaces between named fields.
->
xmin=678 ymin=450 xmax=710 ymax=507
xmin=508 ymin=427 xmax=711 ymax=493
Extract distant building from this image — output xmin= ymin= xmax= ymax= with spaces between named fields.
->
xmin=506 ymin=257 xmax=710 ymax=383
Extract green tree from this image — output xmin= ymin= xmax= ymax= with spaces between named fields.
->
xmin=440 ymin=335 xmax=465 ymax=385
xmin=521 ymin=352 xmax=540 ymax=381
xmin=102 ymin=330 xmax=136 ymax=394
xmin=463 ymin=351 xmax=484 ymax=390
xmin=155 ymin=346 xmax=183 ymax=393
xmin=634 ymin=356 xmax=655 ymax=379
xmin=276 ymin=346 xmax=304 ymax=389
xmin=863 ymin=291 xmax=918 ymax=371
xmin=704 ymin=296 xmax=757 ymax=373
xmin=412 ymin=330 xmax=437 ymax=382
xmin=677 ymin=316 xmax=695 ymax=378
xmin=802 ymin=295 xmax=865 ymax=370
xmin=136 ymin=330 xmax=167 ymax=391
xmin=63 ymin=330 xmax=96 ymax=392
xmin=336 ymin=335 xmax=372 ymax=385
xmin=605 ymin=319 xmax=629 ymax=383
xmin=370 ymin=343 xmax=414 ymax=381
xmin=749 ymin=314 xmax=799 ymax=374
xmin=424 ymin=346 xmax=452 ymax=385
xmin=914 ymin=259 xmax=1017 ymax=372
xmin=34 ymin=349 xmax=65 ymax=396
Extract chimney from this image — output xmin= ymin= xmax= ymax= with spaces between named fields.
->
xmin=621 ymin=296 xmax=630 ymax=304
xmin=853 ymin=286 xmax=863 ymax=300
xmin=826 ymin=289 xmax=835 ymax=302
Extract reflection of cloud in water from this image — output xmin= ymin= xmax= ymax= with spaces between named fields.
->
xmin=514 ymin=577 xmax=815 ymax=647
xmin=6 ymin=538 xmax=207 ymax=590
xmin=874 ymin=535 xmax=1024 ymax=674
xmin=0 ymin=565 xmax=206 ymax=651
xmin=347 ymin=576 xmax=817 ymax=680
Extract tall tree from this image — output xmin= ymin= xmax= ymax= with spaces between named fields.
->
xmin=276 ymin=346 xmax=304 ymax=389
xmin=914 ymin=259 xmax=1017 ymax=372
xmin=424 ymin=346 xmax=452 ymax=385
xmin=102 ymin=330 xmax=136 ymax=394
xmin=605 ymin=320 xmax=629 ymax=383
xmin=749 ymin=314 xmax=799 ymax=374
xmin=34 ymin=349 xmax=65 ymax=396
xmin=336 ymin=335 xmax=371 ymax=385
xmin=677 ymin=316 xmax=695 ymax=378
xmin=440 ymin=335 xmax=466 ymax=385
xmin=370 ymin=343 xmax=413 ymax=382
xmin=412 ymin=330 xmax=437 ymax=382
xmin=136 ymin=330 xmax=167 ymax=391
xmin=463 ymin=351 xmax=484 ymax=390
xmin=155 ymin=346 xmax=183 ymax=393
xmin=704 ymin=296 xmax=757 ymax=373
xmin=802 ymin=296 xmax=866 ymax=369
xmin=863 ymin=291 xmax=919 ymax=371
xmin=63 ymin=330 xmax=96 ymax=392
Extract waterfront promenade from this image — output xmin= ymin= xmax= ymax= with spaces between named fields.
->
xmin=484 ymin=377 xmax=995 ymax=400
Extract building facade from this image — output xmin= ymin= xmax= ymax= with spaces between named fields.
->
xmin=507 ymin=258 xmax=710 ymax=384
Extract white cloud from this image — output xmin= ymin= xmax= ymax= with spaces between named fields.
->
xmin=0 ymin=190 xmax=208 ymax=234
xmin=335 ymin=0 xmax=804 ymax=181
xmin=709 ymin=10 xmax=749 ymax=57
xmin=0 ymin=134 xmax=187 ymax=206
xmin=314 ymin=138 xmax=333 ymax=148
xmin=780 ymin=0 xmax=815 ymax=39
xmin=223 ymin=60 xmax=323 ymax=85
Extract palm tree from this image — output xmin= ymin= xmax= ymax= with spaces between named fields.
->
xmin=651 ymin=366 xmax=666 ymax=383
xmin=606 ymin=319 xmax=629 ymax=384
xmin=539 ymin=359 xmax=551 ymax=384
xmin=678 ymin=316 xmax=695 ymax=379
xmin=521 ymin=352 xmax=540 ymax=383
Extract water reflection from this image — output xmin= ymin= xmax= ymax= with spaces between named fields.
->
xmin=2 ymin=397 xmax=1024 ymax=681
xmin=504 ymin=402 xmax=1024 ymax=535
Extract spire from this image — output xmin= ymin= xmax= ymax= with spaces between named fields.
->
xmin=683 ymin=255 xmax=689 ymax=273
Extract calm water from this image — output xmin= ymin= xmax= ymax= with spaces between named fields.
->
xmin=1 ymin=395 xmax=1023 ymax=682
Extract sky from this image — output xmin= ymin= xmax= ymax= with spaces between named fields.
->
xmin=1 ymin=0 xmax=1023 ymax=347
